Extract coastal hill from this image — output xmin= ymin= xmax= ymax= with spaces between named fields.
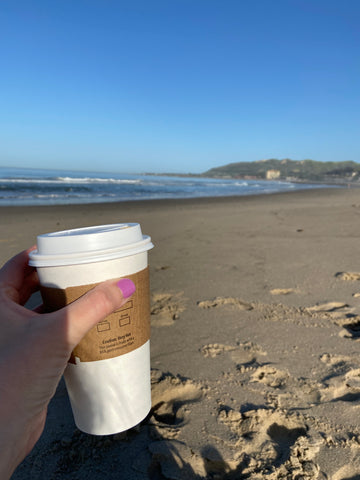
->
xmin=203 ymin=159 xmax=360 ymax=183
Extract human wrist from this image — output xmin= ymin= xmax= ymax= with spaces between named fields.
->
xmin=0 ymin=435 xmax=22 ymax=480
xmin=0 ymin=408 xmax=34 ymax=479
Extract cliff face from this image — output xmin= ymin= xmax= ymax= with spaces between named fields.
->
xmin=203 ymin=159 xmax=360 ymax=183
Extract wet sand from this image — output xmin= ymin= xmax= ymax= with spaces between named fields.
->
xmin=4 ymin=188 xmax=360 ymax=479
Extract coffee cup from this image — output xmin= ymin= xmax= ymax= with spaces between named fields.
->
xmin=29 ymin=223 xmax=154 ymax=435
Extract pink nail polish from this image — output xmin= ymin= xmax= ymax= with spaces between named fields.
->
xmin=117 ymin=279 xmax=136 ymax=299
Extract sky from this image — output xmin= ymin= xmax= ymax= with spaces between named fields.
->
xmin=0 ymin=0 xmax=359 ymax=174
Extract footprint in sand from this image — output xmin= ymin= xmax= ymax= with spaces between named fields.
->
xmin=270 ymin=288 xmax=296 ymax=295
xmin=217 ymin=406 xmax=318 ymax=474
xmin=306 ymin=302 xmax=356 ymax=323
xmin=200 ymin=341 xmax=267 ymax=370
xmin=197 ymin=297 xmax=253 ymax=310
xmin=200 ymin=343 xmax=236 ymax=358
xmin=320 ymin=352 xmax=354 ymax=366
xmin=337 ymin=317 xmax=360 ymax=340
xmin=150 ymin=370 xmax=202 ymax=426
xmin=234 ymin=342 xmax=268 ymax=371
xmin=306 ymin=301 xmax=349 ymax=313
xmin=336 ymin=272 xmax=360 ymax=281
xmin=151 ymin=293 xmax=186 ymax=327
xmin=250 ymin=365 xmax=289 ymax=389
xmin=320 ymin=367 xmax=360 ymax=403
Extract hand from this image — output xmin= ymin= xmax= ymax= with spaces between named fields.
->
xmin=0 ymin=248 xmax=135 ymax=479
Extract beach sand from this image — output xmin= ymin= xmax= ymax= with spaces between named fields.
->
xmin=4 ymin=188 xmax=360 ymax=479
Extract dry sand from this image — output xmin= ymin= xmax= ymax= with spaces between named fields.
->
xmin=3 ymin=188 xmax=360 ymax=479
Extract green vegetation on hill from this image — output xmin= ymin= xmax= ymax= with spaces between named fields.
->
xmin=203 ymin=159 xmax=360 ymax=182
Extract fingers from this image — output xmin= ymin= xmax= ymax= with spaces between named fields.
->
xmin=0 ymin=247 xmax=37 ymax=281
xmin=58 ymin=279 xmax=135 ymax=348
xmin=0 ymin=247 xmax=36 ymax=280
xmin=0 ymin=247 xmax=39 ymax=304
xmin=18 ymin=269 xmax=40 ymax=306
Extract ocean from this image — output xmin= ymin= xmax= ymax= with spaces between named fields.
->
xmin=0 ymin=166 xmax=333 ymax=207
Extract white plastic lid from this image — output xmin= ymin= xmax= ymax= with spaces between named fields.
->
xmin=28 ymin=223 xmax=153 ymax=267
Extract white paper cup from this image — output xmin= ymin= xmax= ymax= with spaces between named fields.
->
xmin=29 ymin=223 xmax=154 ymax=435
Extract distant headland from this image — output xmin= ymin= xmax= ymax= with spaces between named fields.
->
xmin=152 ymin=159 xmax=360 ymax=184
xmin=203 ymin=159 xmax=360 ymax=184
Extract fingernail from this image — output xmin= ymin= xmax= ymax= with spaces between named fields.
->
xmin=117 ymin=279 xmax=136 ymax=299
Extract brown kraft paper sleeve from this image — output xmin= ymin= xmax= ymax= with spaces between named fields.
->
xmin=40 ymin=267 xmax=150 ymax=363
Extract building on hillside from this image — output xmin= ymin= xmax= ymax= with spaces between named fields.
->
xmin=266 ymin=169 xmax=281 ymax=180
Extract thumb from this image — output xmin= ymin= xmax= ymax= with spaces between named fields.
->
xmin=59 ymin=278 xmax=136 ymax=349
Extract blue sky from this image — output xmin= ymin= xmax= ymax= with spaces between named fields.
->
xmin=0 ymin=0 xmax=359 ymax=174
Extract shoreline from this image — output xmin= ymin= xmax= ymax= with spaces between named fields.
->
xmin=0 ymin=184 xmax=346 ymax=210
xmin=0 ymin=170 xmax=345 ymax=210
